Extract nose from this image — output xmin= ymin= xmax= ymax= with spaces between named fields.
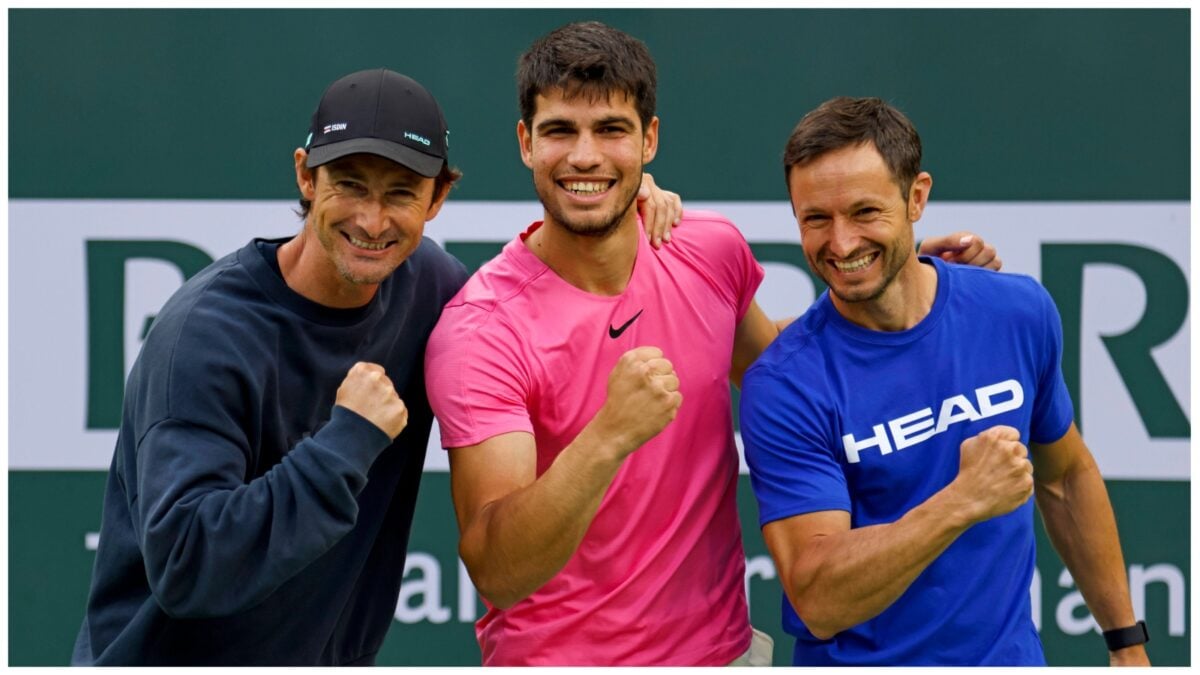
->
xmin=567 ymin=131 xmax=602 ymax=171
xmin=355 ymin=197 xmax=392 ymax=239
xmin=826 ymin=217 xmax=861 ymax=258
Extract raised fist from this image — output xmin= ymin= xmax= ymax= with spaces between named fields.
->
xmin=335 ymin=362 xmax=408 ymax=440
xmin=952 ymin=425 xmax=1033 ymax=523
xmin=596 ymin=346 xmax=683 ymax=457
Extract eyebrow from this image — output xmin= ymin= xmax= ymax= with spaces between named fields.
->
xmin=534 ymin=114 xmax=637 ymax=134
xmin=534 ymin=117 xmax=576 ymax=134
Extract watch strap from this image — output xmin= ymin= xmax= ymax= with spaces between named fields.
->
xmin=1103 ymin=620 xmax=1149 ymax=651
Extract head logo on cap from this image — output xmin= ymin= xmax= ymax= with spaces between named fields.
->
xmin=404 ymin=131 xmax=431 ymax=146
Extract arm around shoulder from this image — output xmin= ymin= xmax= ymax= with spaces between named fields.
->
xmin=730 ymin=300 xmax=780 ymax=387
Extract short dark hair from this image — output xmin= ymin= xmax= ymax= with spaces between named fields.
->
xmin=517 ymin=21 xmax=657 ymax=129
xmin=783 ymin=97 xmax=922 ymax=197
xmin=297 ymin=161 xmax=462 ymax=219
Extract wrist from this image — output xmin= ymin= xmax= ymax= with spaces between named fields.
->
xmin=930 ymin=480 xmax=982 ymax=529
xmin=1103 ymin=620 xmax=1149 ymax=652
xmin=575 ymin=417 xmax=634 ymax=468
xmin=1109 ymin=643 xmax=1149 ymax=667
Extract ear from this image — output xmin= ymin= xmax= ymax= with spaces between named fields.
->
xmin=294 ymin=148 xmax=316 ymax=202
xmin=907 ymin=171 xmax=933 ymax=223
xmin=517 ymin=119 xmax=534 ymax=170
xmin=425 ymin=180 xmax=451 ymax=222
xmin=642 ymin=116 xmax=660 ymax=164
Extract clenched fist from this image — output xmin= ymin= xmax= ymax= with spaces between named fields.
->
xmin=335 ymin=362 xmax=409 ymax=440
xmin=596 ymin=346 xmax=683 ymax=458
xmin=950 ymin=425 xmax=1033 ymax=524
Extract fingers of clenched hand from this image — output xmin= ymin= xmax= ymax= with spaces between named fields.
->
xmin=614 ymin=347 xmax=675 ymax=392
xmin=957 ymin=425 xmax=1032 ymax=521
xmin=637 ymin=172 xmax=683 ymax=249
xmin=335 ymin=362 xmax=409 ymax=440
xmin=604 ymin=347 xmax=683 ymax=451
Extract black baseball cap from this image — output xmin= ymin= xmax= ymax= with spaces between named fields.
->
xmin=304 ymin=68 xmax=449 ymax=178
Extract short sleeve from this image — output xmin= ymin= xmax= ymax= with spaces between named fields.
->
xmin=740 ymin=363 xmax=852 ymax=527
xmin=1028 ymin=283 xmax=1075 ymax=445
xmin=682 ymin=211 xmax=765 ymax=322
xmin=425 ymin=306 xmax=535 ymax=449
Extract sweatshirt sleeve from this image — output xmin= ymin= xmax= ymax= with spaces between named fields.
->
xmin=132 ymin=405 xmax=391 ymax=619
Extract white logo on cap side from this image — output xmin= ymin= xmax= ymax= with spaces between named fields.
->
xmin=404 ymin=131 xmax=431 ymax=146
xmin=322 ymin=123 xmax=348 ymax=134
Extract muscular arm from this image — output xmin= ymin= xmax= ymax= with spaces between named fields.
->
xmin=450 ymin=428 xmax=627 ymax=609
xmin=763 ymin=495 xmax=974 ymax=639
xmin=450 ymin=347 xmax=681 ymax=609
xmin=762 ymin=426 xmax=1033 ymax=639
xmin=1032 ymin=423 xmax=1149 ymax=666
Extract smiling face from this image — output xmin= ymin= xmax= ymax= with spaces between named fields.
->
xmin=788 ymin=142 xmax=931 ymax=312
xmin=518 ymin=89 xmax=658 ymax=238
xmin=293 ymin=151 xmax=447 ymax=303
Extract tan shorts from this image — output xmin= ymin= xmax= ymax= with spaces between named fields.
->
xmin=726 ymin=627 xmax=774 ymax=666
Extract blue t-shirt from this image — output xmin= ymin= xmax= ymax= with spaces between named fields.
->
xmin=741 ymin=257 xmax=1074 ymax=666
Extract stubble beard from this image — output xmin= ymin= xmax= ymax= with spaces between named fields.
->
xmin=539 ymin=170 xmax=642 ymax=240
xmin=317 ymin=225 xmax=401 ymax=287
xmin=816 ymin=244 xmax=912 ymax=305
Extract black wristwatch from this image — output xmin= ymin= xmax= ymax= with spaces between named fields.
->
xmin=1103 ymin=621 xmax=1149 ymax=651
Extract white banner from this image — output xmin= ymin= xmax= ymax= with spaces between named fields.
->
xmin=9 ymin=200 xmax=1189 ymax=480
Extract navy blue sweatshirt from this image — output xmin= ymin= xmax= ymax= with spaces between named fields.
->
xmin=72 ymin=237 xmax=467 ymax=665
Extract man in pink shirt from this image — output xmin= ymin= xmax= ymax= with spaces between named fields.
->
xmin=425 ymin=21 xmax=999 ymax=666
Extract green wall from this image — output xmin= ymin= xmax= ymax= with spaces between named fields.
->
xmin=9 ymin=9 xmax=1188 ymax=201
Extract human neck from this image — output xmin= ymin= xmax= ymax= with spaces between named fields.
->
xmin=833 ymin=257 xmax=938 ymax=332
xmin=277 ymin=230 xmax=378 ymax=309
xmin=524 ymin=210 xmax=641 ymax=296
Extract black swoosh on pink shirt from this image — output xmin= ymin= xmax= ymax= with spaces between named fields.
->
xmin=608 ymin=309 xmax=644 ymax=338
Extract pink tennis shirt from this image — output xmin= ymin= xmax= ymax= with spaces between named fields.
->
xmin=424 ymin=211 xmax=764 ymax=665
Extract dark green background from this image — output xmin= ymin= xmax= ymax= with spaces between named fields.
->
xmin=8 ymin=7 xmax=1190 ymax=666
xmin=9 ymin=9 xmax=1189 ymax=201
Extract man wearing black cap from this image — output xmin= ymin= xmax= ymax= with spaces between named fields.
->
xmin=70 ymin=68 xmax=468 ymax=666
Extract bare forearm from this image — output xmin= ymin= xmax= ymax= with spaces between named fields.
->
xmin=785 ymin=491 xmax=972 ymax=638
xmin=460 ymin=426 xmax=625 ymax=608
xmin=1036 ymin=459 xmax=1137 ymax=630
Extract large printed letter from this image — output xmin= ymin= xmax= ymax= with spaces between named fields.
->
xmin=1041 ymin=243 xmax=1188 ymax=437
xmin=843 ymin=424 xmax=893 ymax=464
xmin=86 ymin=240 xmax=213 ymax=428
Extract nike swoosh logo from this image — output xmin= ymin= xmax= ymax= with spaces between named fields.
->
xmin=608 ymin=309 xmax=644 ymax=339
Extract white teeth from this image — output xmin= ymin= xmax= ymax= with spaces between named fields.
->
xmin=348 ymin=235 xmax=390 ymax=251
xmin=834 ymin=253 xmax=876 ymax=272
xmin=563 ymin=181 xmax=608 ymax=194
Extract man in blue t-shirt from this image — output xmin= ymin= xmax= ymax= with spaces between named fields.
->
xmin=740 ymin=97 xmax=1149 ymax=666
